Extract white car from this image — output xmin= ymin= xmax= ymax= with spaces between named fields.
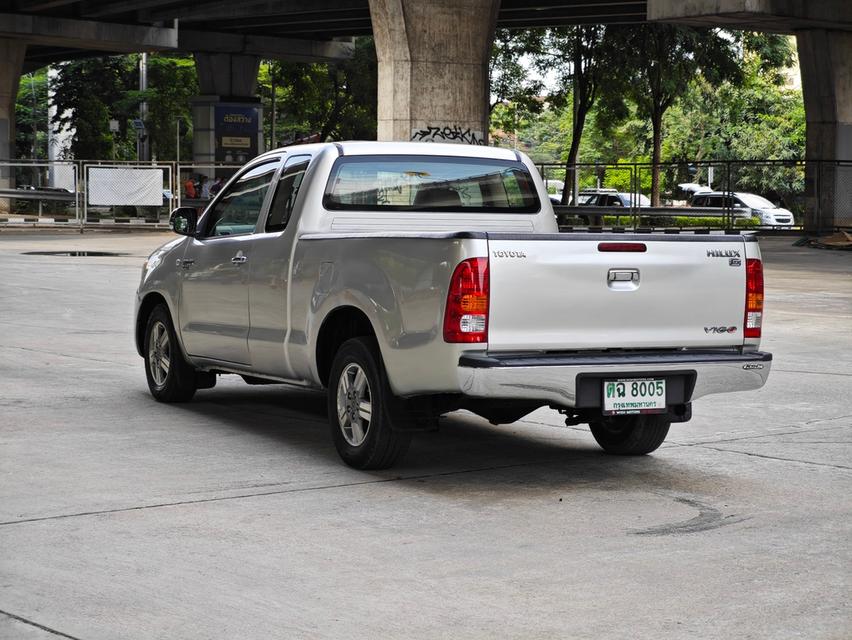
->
xmin=690 ymin=192 xmax=796 ymax=226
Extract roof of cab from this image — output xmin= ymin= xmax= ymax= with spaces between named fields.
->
xmin=261 ymin=140 xmax=521 ymax=161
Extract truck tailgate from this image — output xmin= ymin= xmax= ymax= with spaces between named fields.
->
xmin=486 ymin=234 xmax=748 ymax=351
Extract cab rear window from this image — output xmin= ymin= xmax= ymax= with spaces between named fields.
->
xmin=323 ymin=155 xmax=540 ymax=213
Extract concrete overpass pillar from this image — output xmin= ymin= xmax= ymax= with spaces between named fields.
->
xmin=191 ymin=53 xmax=263 ymax=169
xmin=797 ymin=30 xmax=852 ymax=232
xmin=0 ymin=39 xmax=25 ymax=215
xmin=369 ymin=0 xmax=499 ymax=144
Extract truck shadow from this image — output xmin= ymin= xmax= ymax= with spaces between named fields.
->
xmin=164 ymin=383 xmax=734 ymax=499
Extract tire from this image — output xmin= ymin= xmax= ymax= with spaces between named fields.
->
xmin=143 ymin=304 xmax=201 ymax=402
xmin=327 ymin=337 xmax=411 ymax=470
xmin=589 ymin=414 xmax=671 ymax=455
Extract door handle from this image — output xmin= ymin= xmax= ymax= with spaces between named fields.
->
xmin=608 ymin=268 xmax=639 ymax=282
xmin=231 ymin=252 xmax=248 ymax=265
xmin=607 ymin=268 xmax=640 ymax=291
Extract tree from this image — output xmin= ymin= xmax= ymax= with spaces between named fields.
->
xmin=488 ymin=28 xmax=545 ymax=141
xmin=259 ymin=37 xmax=378 ymax=146
xmin=15 ymin=69 xmax=49 ymax=159
xmin=535 ymin=26 xmax=622 ymax=203
xmin=662 ymin=50 xmax=804 ymax=209
xmin=47 ymin=53 xmax=199 ymax=161
xmin=139 ymin=54 xmax=197 ymax=161
xmin=608 ymin=24 xmax=742 ymax=204
xmin=49 ymin=56 xmax=138 ymax=160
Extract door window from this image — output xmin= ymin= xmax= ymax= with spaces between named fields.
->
xmin=203 ymin=160 xmax=279 ymax=237
xmin=266 ymin=155 xmax=311 ymax=232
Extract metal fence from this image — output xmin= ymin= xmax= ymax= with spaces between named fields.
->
xmin=2 ymin=157 xmax=850 ymax=232
xmin=538 ymin=159 xmax=852 ymax=233
xmin=0 ymin=161 xmax=80 ymax=225
xmin=0 ymin=159 xmax=246 ymax=229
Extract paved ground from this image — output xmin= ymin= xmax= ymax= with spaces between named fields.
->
xmin=0 ymin=230 xmax=850 ymax=640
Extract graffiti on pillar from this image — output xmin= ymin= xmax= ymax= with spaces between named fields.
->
xmin=410 ymin=126 xmax=485 ymax=145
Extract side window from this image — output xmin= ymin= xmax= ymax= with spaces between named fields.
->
xmin=500 ymin=169 xmax=533 ymax=207
xmin=266 ymin=155 xmax=311 ymax=232
xmin=203 ymin=160 xmax=279 ymax=238
xmin=693 ymin=195 xmax=705 ymax=207
xmin=707 ymin=196 xmax=722 ymax=208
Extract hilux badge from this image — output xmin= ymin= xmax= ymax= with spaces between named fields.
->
xmin=707 ymin=249 xmax=741 ymax=258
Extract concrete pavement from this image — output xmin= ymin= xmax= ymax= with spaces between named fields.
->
xmin=0 ymin=231 xmax=850 ymax=639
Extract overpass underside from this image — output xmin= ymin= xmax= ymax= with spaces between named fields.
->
xmin=1 ymin=0 xmax=850 ymax=230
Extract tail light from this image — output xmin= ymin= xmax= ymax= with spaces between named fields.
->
xmin=443 ymin=257 xmax=489 ymax=343
xmin=744 ymin=258 xmax=764 ymax=338
xmin=598 ymin=242 xmax=647 ymax=252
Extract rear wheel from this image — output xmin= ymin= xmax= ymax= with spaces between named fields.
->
xmin=327 ymin=337 xmax=411 ymax=469
xmin=589 ymin=414 xmax=671 ymax=455
xmin=144 ymin=304 xmax=203 ymax=402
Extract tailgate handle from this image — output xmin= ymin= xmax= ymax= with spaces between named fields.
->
xmin=608 ymin=268 xmax=639 ymax=282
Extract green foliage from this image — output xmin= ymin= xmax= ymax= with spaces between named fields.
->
xmin=489 ymin=29 xmax=545 ymax=138
xmin=15 ymin=69 xmax=49 ymax=159
xmin=597 ymin=215 xmax=760 ymax=228
xmin=142 ymin=54 xmax=197 ymax=160
xmin=49 ymin=56 xmax=137 ymax=160
xmin=606 ymin=24 xmax=743 ymax=203
xmin=45 ymin=53 xmax=197 ymax=160
xmin=662 ymin=51 xmax=805 ymax=207
xmin=259 ymin=37 xmax=377 ymax=146
xmin=498 ymin=27 xmax=803 ymax=211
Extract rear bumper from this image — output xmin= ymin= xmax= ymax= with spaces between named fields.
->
xmin=457 ymin=350 xmax=772 ymax=408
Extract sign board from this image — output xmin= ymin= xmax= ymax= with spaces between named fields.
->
xmin=215 ymin=105 xmax=259 ymax=163
xmin=88 ymin=167 xmax=163 ymax=206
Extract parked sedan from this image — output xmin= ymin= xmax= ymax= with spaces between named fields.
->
xmin=574 ymin=189 xmax=651 ymax=208
xmin=690 ymin=191 xmax=795 ymax=226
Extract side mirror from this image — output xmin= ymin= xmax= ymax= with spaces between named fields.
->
xmin=170 ymin=207 xmax=197 ymax=236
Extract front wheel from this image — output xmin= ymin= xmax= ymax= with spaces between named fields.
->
xmin=143 ymin=304 xmax=202 ymax=402
xmin=327 ymin=337 xmax=411 ymax=470
xmin=589 ymin=414 xmax=671 ymax=455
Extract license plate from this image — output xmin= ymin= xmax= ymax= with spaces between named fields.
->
xmin=603 ymin=378 xmax=667 ymax=415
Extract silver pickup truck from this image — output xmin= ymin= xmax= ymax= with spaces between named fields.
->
xmin=135 ymin=142 xmax=771 ymax=469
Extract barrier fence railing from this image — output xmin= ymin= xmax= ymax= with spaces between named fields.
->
xmin=0 ymin=160 xmax=80 ymax=227
xmin=538 ymin=159 xmax=852 ymax=233
xmin=2 ymin=157 xmax=850 ymax=232
xmin=0 ymin=159 xmax=239 ymax=228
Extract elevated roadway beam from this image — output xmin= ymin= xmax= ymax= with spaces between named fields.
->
xmin=0 ymin=12 xmax=177 ymax=51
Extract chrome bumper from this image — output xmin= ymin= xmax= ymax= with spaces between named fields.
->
xmin=457 ymin=350 xmax=772 ymax=407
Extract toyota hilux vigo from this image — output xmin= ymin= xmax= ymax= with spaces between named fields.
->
xmin=135 ymin=142 xmax=771 ymax=469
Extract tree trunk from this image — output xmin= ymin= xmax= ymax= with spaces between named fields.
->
xmin=271 ymin=75 xmax=276 ymax=149
xmin=561 ymin=107 xmax=587 ymax=205
xmin=651 ymin=109 xmax=663 ymax=207
xmin=561 ymin=33 xmax=587 ymax=206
